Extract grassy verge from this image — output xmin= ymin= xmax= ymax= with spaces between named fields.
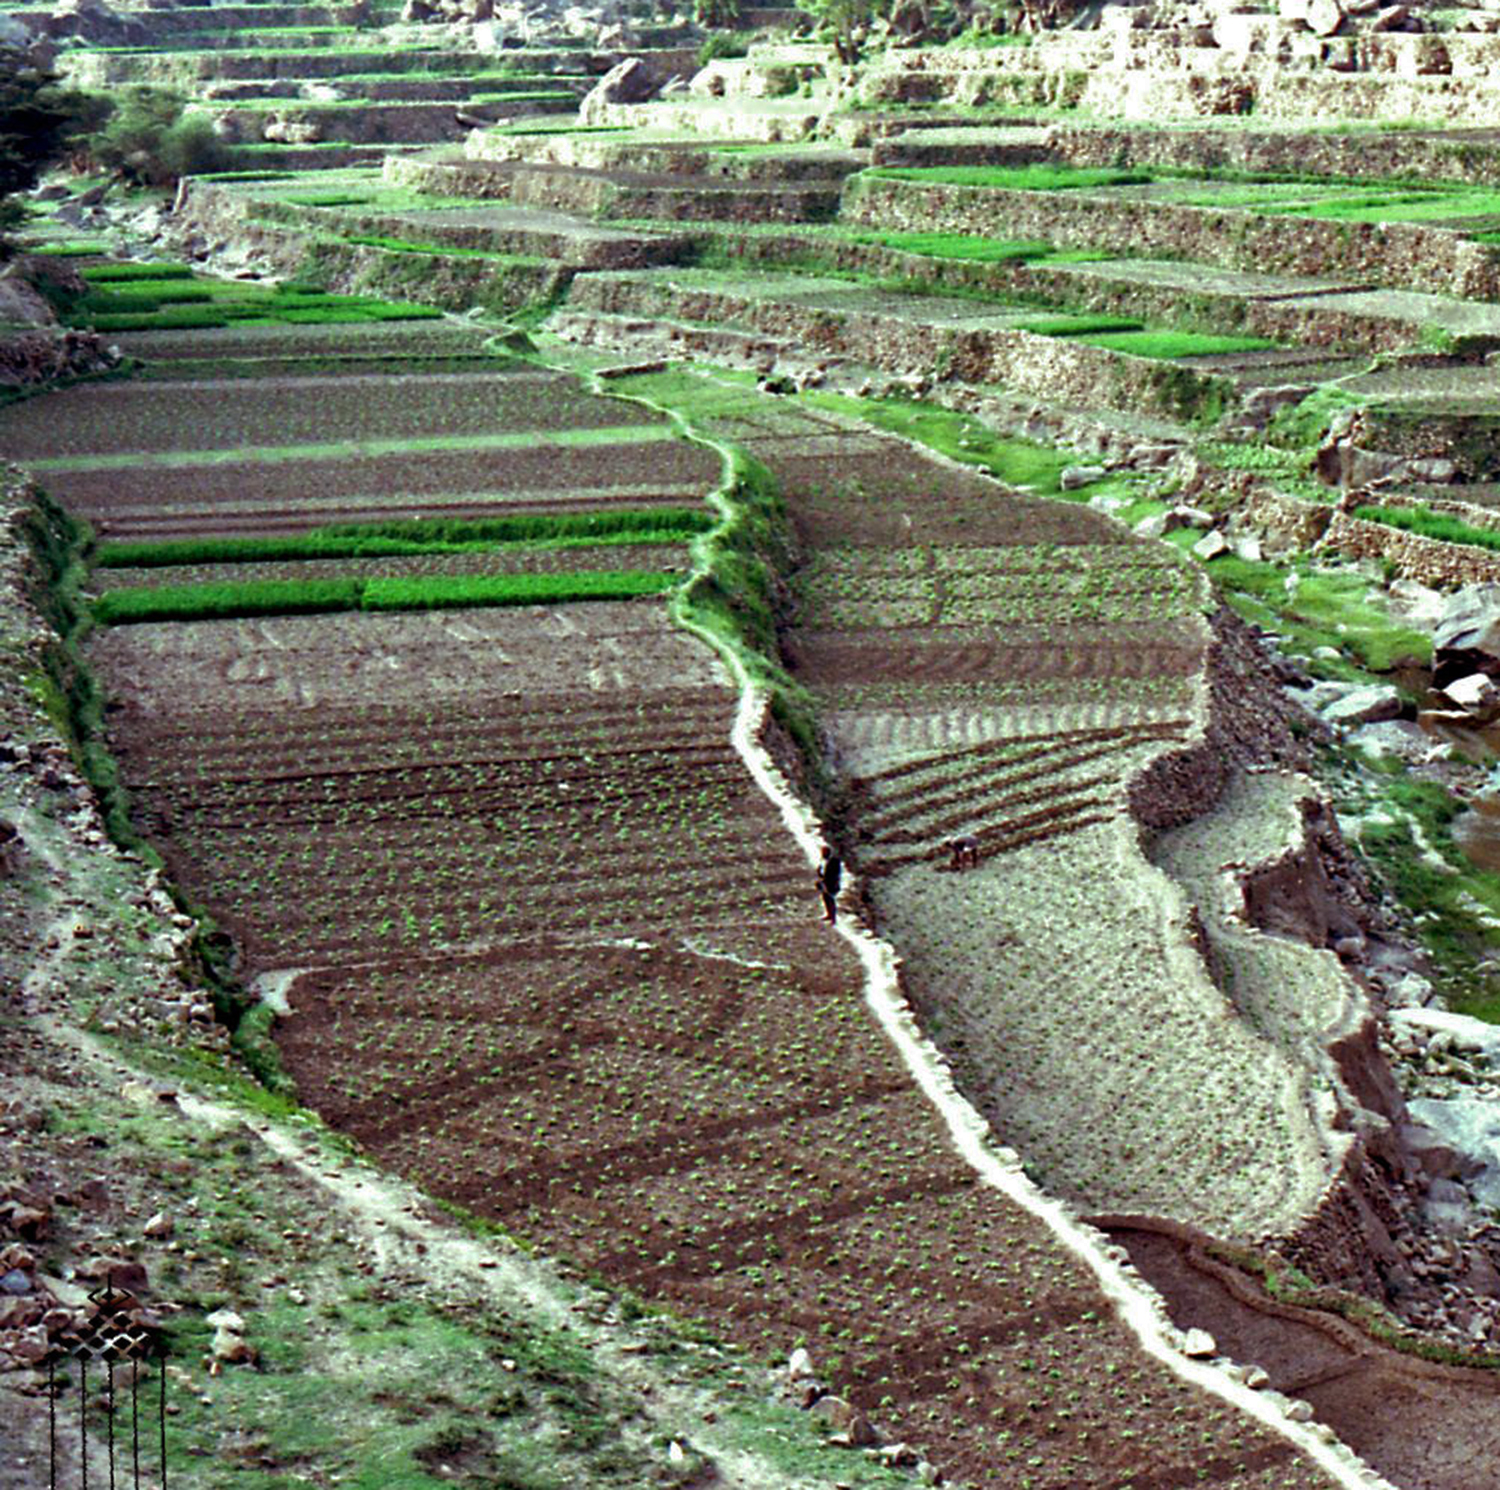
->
xmin=797 ymin=388 xmax=1079 ymax=496
xmin=93 ymin=570 xmax=676 ymax=625
xmin=1343 ymin=760 xmax=1500 ymax=1023
xmin=1208 ymin=1239 xmax=1500 ymax=1369
xmin=867 ymin=164 xmax=1154 ymax=190
xmin=1202 ymin=553 xmax=1431 ymax=676
xmin=580 ymin=363 xmax=826 ymax=772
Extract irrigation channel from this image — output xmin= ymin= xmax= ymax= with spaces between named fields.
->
xmin=9 ymin=285 xmax=1500 ymax=1490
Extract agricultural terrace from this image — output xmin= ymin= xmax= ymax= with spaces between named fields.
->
xmin=86 ymin=606 xmax=1337 ymax=1490
xmin=603 ymin=366 xmax=1359 ymax=1242
xmin=15 ymin=297 xmax=1340 ymax=1489
xmin=0 ymin=308 xmax=721 ymax=544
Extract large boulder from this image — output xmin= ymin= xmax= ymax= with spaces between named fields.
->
xmin=0 ymin=269 xmax=56 ymax=330
xmin=1434 ymin=583 xmax=1500 ymax=685
xmin=578 ymin=56 xmax=660 ymax=123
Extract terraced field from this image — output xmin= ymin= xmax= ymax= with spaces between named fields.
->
xmin=10 ymin=288 xmax=1358 ymax=1488
xmin=604 ymin=369 xmax=1355 ymax=1241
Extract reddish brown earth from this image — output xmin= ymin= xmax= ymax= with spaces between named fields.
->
xmin=38 ymin=442 xmax=721 ymax=541
xmin=0 ymin=370 xmax=662 ymax=460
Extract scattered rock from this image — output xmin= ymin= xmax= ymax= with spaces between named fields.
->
xmin=1181 ymin=1327 xmax=1217 ymax=1358
xmin=143 ymin=1212 xmax=174 ymax=1240
xmin=578 ymin=56 xmax=660 ymax=124
xmin=1060 ymin=464 xmax=1107 ymax=491
xmin=1192 ymin=530 xmax=1231 ymax=562
xmin=1442 ymin=672 xmax=1500 ymax=720
xmin=1320 ymin=684 xmax=1403 ymax=727
xmin=786 ymin=1346 xmax=815 ymax=1379
xmin=812 ymin=1394 xmax=879 ymax=1446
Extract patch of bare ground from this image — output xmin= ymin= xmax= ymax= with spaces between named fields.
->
xmin=1112 ymin=1222 xmax=1500 ymax=1490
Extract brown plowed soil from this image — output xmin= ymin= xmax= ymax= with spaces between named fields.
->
xmin=47 ymin=441 xmax=720 ymax=541
xmin=26 ymin=336 xmax=1365 ymax=1488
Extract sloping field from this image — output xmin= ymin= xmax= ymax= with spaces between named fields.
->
xmin=85 ymin=603 xmax=1338 ymax=1490
xmin=610 ymin=369 xmax=1350 ymax=1241
xmin=11 ymin=302 xmax=1354 ymax=1486
xmin=0 ymin=370 xmax=663 ymax=460
xmin=6 ymin=327 xmax=720 ymax=541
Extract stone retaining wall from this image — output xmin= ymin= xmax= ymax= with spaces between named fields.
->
xmin=571 ymin=271 xmax=1237 ymax=423
xmin=705 ymin=227 xmax=1439 ymax=355
xmin=1318 ymin=510 xmax=1500 ymax=586
xmin=843 ymin=174 xmax=1500 ymax=303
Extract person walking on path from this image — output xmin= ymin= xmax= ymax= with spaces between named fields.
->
xmin=816 ymin=847 xmax=842 ymax=924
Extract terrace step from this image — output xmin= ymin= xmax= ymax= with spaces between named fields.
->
xmin=209 ymin=97 xmax=577 ymax=147
xmin=505 ymin=163 xmax=845 ymax=225
xmin=61 ymin=44 xmax=533 ymax=87
xmin=871 ymin=121 xmax=1500 ymax=189
xmin=560 ymin=267 xmax=1260 ymax=426
xmin=179 ymin=179 xmax=696 ymax=279
xmin=464 ymin=128 xmax=870 ymax=183
xmin=843 ymin=171 xmax=1500 ymax=303
xmin=688 ymin=224 xmax=1500 ymax=359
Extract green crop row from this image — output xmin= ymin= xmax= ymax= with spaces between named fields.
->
xmin=868 ymin=165 xmax=1154 ymax=191
xmin=97 ymin=509 xmax=715 ymax=568
xmin=81 ymin=262 xmax=198 ymax=283
xmin=1354 ymin=500 xmax=1500 ymax=553
xmin=93 ymin=569 xmax=676 ymax=625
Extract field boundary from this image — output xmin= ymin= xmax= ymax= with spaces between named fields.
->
xmin=598 ymin=366 xmax=1401 ymax=1490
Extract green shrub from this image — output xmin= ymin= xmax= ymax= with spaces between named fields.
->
xmin=698 ymin=31 xmax=750 ymax=65
xmin=81 ymin=87 xmax=232 ymax=187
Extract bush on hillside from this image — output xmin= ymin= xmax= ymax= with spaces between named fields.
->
xmin=79 ymin=88 xmax=231 ymax=188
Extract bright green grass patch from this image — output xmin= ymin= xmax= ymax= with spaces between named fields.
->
xmin=1074 ymin=328 xmax=1278 ymax=358
xmin=1017 ymin=312 xmax=1144 ymax=336
xmin=81 ymin=262 xmax=197 ymax=282
xmin=97 ymin=509 xmax=715 ymax=567
xmin=36 ymin=423 xmax=673 ymax=473
xmin=843 ymin=230 xmax=1054 ymax=262
xmin=28 ymin=240 xmax=109 ymax=256
xmin=94 ymin=569 xmax=675 ymax=623
xmin=1354 ymin=501 xmax=1500 ymax=553
xmin=1270 ymin=188 xmax=1500 ymax=222
xmin=95 ymin=576 xmax=362 ymax=624
xmin=338 ymin=233 xmax=510 ymax=259
xmin=87 ymin=308 xmax=231 ymax=332
xmin=363 ymin=569 xmax=674 ymax=611
xmin=798 ymin=388 xmax=1077 ymax=497
xmin=1205 ymin=553 xmax=1431 ymax=673
xmin=80 ymin=284 xmax=217 ymax=311
xmin=867 ymin=164 xmax=1155 ymax=191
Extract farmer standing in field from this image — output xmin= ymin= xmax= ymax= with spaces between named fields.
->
xmin=817 ymin=847 xmax=842 ymax=924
